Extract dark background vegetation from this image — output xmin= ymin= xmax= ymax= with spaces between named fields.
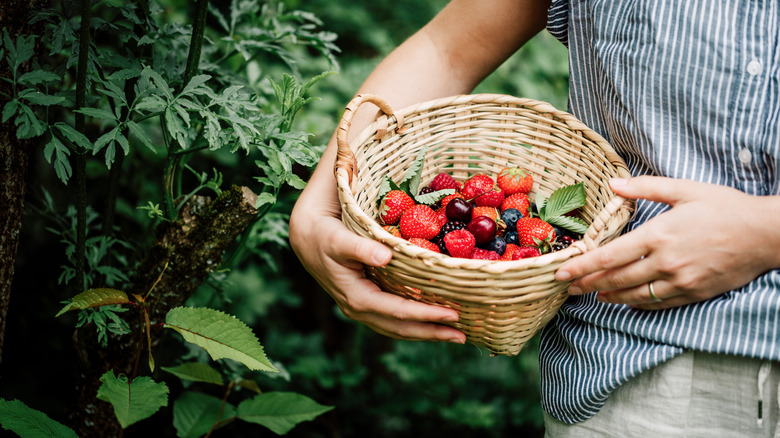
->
xmin=1 ymin=0 xmax=568 ymax=436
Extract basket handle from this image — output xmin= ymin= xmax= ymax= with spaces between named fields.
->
xmin=580 ymin=194 xmax=634 ymax=252
xmin=334 ymin=94 xmax=405 ymax=194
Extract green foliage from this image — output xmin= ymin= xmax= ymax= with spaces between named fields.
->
xmin=96 ymin=371 xmax=170 ymax=429
xmin=164 ymin=307 xmax=279 ymax=373
xmin=161 ymin=362 xmax=224 ymax=386
xmin=173 ymin=391 xmax=236 ymax=438
xmin=0 ymin=399 xmax=78 ymax=438
xmin=55 ymin=287 xmax=129 ymax=317
xmin=236 ymin=392 xmax=334 ymax=435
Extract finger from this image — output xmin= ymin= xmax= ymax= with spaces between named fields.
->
xmin=325 ymin=221 xmax=393 ymax=268
xmin=567 ymin=256 xmax=656 ymax=295
xmin=340 ymin=278 xmax=462 ymax=323
xmin=596 ymin=279 xmax=681 ymax=306
xmin=609 ymin=176 xmax=711 ymax=206
xmin=556 ymin=230 xmax=651 ymax=282
xmin=366 ymin=316 xmax=467 ymax=343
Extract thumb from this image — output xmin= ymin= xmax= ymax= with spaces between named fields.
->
xmin=330 ymin=225 xmax=393 ymax=267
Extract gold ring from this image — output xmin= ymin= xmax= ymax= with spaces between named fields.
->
xmin=648 ymin=281 xmax=662 ymax=302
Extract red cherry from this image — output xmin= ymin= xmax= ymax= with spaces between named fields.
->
xmin=467 ymin=216 xmax=497 ymax=244
xmin=446 ymin=198 xmax=473 ymax=222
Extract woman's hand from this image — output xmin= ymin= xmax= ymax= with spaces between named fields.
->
xmin=289 ymin=164 xmax=466 ymax=343
xmin=555 ymin=176 xmax=780 ymax=310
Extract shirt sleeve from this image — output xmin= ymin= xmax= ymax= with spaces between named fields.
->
xmin=547 ymin=0 xmax=569 ymax=47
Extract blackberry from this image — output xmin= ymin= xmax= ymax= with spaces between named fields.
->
xmin=551 ymin=235 xmax=575 ymax=252
xmin=436 ymin=221 xmax=467 ymax=254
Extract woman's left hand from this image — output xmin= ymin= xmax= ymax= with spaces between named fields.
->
xmin=555 ymin=176 xmax=780 ymax=310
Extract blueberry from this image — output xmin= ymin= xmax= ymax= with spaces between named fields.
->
xmin=504 ymin=231 xmax=519 ymax=245
xmin=485 ymin=236 xmax=507 ymax=256
xmin=500 ymin=208 xmax=523 ymax=231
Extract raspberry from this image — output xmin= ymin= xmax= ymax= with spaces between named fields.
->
xmin=512 ymin=246 xmax=542 ymax=260
xmin=443 ymin=229 xmax=476 ymax=258
xmin=469 ymin=247 xmax=500 ymax=260
xmin=429 ymin=172 xmax=461 ymax=192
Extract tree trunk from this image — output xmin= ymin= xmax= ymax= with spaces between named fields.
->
xmin=71 ymin=185 xmax=259 ymax=437
xmin=0 ymin=0 xmax=46 ymax=373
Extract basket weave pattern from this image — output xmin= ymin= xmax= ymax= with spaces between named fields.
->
xmin=335 ymin=94 xmax=634 ymax=356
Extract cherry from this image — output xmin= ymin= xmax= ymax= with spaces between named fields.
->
xmin=467 ymin=216 xmax=497 ymax=244
xmin=446 ymin=198 xmax=473 ymax=222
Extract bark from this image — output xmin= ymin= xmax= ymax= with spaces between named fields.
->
xmin=0 ymin=0 xmax=46 ymax=372
xmin=70 ymin=185 xmax=259 ymax=437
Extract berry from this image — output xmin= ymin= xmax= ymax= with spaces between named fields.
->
xmin=515 ymin=217 xmax=556 ymax=248
xmin=409 ymin=237 xmax=441 ymax=253
xmin=551 ymin=235 xmax=576 ymax=252
xmin=512 ymin=246 xmax=542 ymax=259
xmin=436 ymin=221 xmax=467 ymax=254
xmin=484 ymin=236 xmax=507 ymax=256
xmin=469 ymin=247 xmax=500 ymax=260
xmin=380 ymin=190 xmax=416 ymax=225
xmin=500 ymin=208 xmax=523 ymax=232
xmin=443 ymin=229 xmax=476 ymax=258
xmin=468 ymin=216 xmax=497 ymax=244
xmin=501 ymin=192 xmax=530 ymax=216
xmin=471 ymin=206 xmax=499 ymax=222
xmin=440 ymin=192 xmax=465 ymax=211
xmin=461 ymin=174 xmax=495 ymax=199
xmin=446 ymin=197 xmax=473 ymax=222
xmin=382 ymin=225 xmax=403 ymax=238
xmin=399 ymin=205 xmax=443 ymax=240
xmin=419 ymin=186 xmax=435 ymax=195
xmin=429 ymin=172 xmax=461 ymax=192
xmin=503 ymin=230 xmax=519 ymax=245
xmin=497 ymin=167 xmax=534 ymax=195
xmin=500 ymin=243 xmax=522 ymax=260
xmin=474 ymin=187 xmax=505 ymax=208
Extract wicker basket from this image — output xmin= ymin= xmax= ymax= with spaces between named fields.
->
xmin=334 ymin=93 xmax=634 ymax=356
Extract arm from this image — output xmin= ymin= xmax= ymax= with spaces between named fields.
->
xmin=555 ymin=176 xmax=780 ymax=309
xmin=289 ymin=0 xmax=551 ymax=342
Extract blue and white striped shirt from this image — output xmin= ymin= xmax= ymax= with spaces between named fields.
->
xmin=542 ymin=0 xmax=780 ymax=423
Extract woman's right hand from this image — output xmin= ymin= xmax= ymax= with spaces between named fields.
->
xmin=288 ymin=164 xmax=466 ymax=343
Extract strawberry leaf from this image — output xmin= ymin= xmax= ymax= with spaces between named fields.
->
xmin=415 ymin=188 xmax=455 ymax=205
xmin=398 ymin=146 xmax=428 ymax=196
xmin=540 ymin=182 xmax=586 ymax=220
xmin=546 ymin=215 xmax=589 ymax=235
xmin=376 ymin=176 xmax=401 ymax=207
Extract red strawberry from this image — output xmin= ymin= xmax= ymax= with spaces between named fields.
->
xmin=399 ymin=204 xmax=443 ymax=240
xmin=382 ymin=225 xmax=403 ymax=238
xmin=435 ymin=208 xmax=448 ymax=227
xmin=380 ymin=190 xmax=416 ymax=225
xmin=443 ymin=229 xmax=476 ymax=258
xmin=408 ymin=237 xmax=441 ymax=253
xmin=501 ymin=192 xmax=530 ymax=216
xmin=429 ymin=172 xmax=461 ymax=192
xmin=515 ymin=217 xmax=556 ymax=248
xmin=469 ymin=247 xmax=500 ymax=260
xmin=474 ymin=187 xmax=505 ymax=208
xmin=511 ymin=246 xmax=542 ymax=259
xmin=461 ymin=174 xmax=495 ymax=199
xmin=471 ymin=206 xmax=499 ymax=222
xmin=500 ymin=243 xmax=522 ymax=260
xmin=497 ymin=167 xmax=534 ymax=195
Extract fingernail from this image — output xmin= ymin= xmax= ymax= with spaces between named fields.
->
xmin=568 ymin=285 xmax=582 ymax=295
xmin=556 ymin=270 xmax=572 ymax=281
xmin=442 ymin=313 xmax=459 ymax=322
xmin=609 ymin=178 xmax=628 ymax=188
xmin=372 ymin=247 xmax=391 ymax=265
xmin=448 ymin=337 xmax=466 ymax=344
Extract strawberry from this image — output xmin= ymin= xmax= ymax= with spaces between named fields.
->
xmin=511 ymin=246 xmax=542 ymax=259
xmin=408 ymin=237 xmax=441 ymax=253
xmin=469 ymin=247 xmax=500 ymax=260
xmin=515 ymin=217 xmax=556 ymax=248
xmin=474 ymin=187 xmax=505 ymax=208
xmin=461 ymin=174 xmax=495 ymax=199
xmin=471 ymin=206 xmax=499 ymax=222
xmin=380 ymin=190 xmax=416 ymax=225
xmin=501 ymin=192 xmax=530 ymax=216
xmin=497 ymin=167 xmax=534 ymax=195
xmin=382 ymin=225 xmax=403 ymax=238
xmin=399 ymin=204 xmax=443 ymax=240
xmin=429 ymin=172 xmax=461 ymax=192
xmin=443 ymin=229 xmax=476 ymax=258
xmin=500 ymin=243 xmax=522 ymax=260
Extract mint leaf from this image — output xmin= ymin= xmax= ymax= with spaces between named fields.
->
xmin=540 ymin=182 xmax=586 ymax=219
xmin=546 ymin=215 xmax=589 ymax=235
xmin=415 ymin=188 xmax=455 ymax=205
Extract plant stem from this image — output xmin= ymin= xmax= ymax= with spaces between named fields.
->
xmin=204 ymin=380 xmax=235 ymax=438
xmin=73 ymin=0 xmax=92 ymax=293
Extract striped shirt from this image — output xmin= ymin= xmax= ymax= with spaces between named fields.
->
xmin=542 ymin=0 xmax=780 ymax=423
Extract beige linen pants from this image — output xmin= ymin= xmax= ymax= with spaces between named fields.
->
xmin=544 ymin=351 xmax=780 ymax=437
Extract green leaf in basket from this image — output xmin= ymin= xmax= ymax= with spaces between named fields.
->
xmin=538 ymin=182 xmax=588 ymax=234
xmin=398 ymin=145 xmax=429 ymax=196
xmin=376 ymin=175 xmax=401 ymax=207
xmin=414 ymin=188 xmax=455 ymax=205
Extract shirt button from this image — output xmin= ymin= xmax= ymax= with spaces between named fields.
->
xmin=738 ymin=148 xmax=752 ymax=164
xmin=747 ymin=59 xmax=762 ymax=76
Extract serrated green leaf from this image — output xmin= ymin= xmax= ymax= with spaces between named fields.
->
xmin=376 ymin=176 xmax=401 ymax=208
xmin=255 ymin=192 xmax=276 ymax=208
xmin=173 ymin=392 xmax=235 ymax=438
xmin=126 ymin=120 xmax=156 ymax=153
xmin=398 ymin=146 xmax=428 ymax=195
xmin=93 ymin=126 xmax=118 ymax=154
xmin=285 ymin=173 xmax=307 ymax=190
xmin=540 ymin=182 xmax=586 ymax=220
xmin=546 ymin=215 xmax=589 ymax=235
xmin=56 ymin=288 xmax=129 ymax=317
xmin=75 ymin=107 xmax=118 ymax=121
xmin=18 ymin=90 xmax=65 ymax=106
xmin=236 ymin=392 xmax=333 ymax=435
xmin=415 ymin=188 xmax=455 ymax=205
xmin=161 ymin=362 xmax=223 ymax=385
xmin=2 ymin=99 xmax=18 ymax=123
xmin=163 ymin=307 xmax=278 ymax=372
xmin=17 ymin=70 xmax=61 ymax=85
xmin=96 ymin=371 xmax=169 ymax=429
xmin=53 ymin=122 xmax=92 ymax=151
xmin=0 ymin=398 xmax=79 ymax=438
xmin=180 ymin=74 xmax=211 ymax=96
